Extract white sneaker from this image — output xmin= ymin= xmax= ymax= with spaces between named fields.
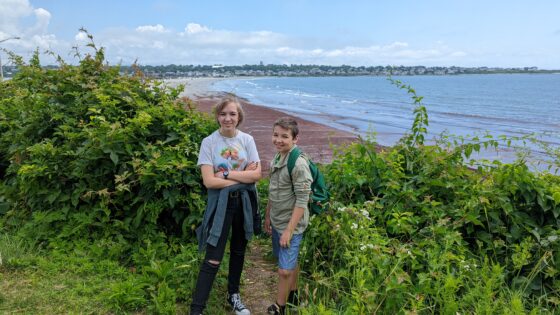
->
xmin=227 ymin=293 xmax=251 ymax=315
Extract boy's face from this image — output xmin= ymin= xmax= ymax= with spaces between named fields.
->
xmin=272 ymin=125 xmax=298 ymax=154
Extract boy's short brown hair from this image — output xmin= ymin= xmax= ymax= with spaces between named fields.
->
xmin=273 ymin=117 xmax=299 ymax=138
xmin=213 ymin=97 xmax=245 ymax=127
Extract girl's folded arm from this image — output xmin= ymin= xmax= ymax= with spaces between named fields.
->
xmin=201 ymin=165 xmax=238 ymax=189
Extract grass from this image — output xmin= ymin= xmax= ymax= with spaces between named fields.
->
xmin=0 ymin=234 xmax=128 ymax=313
xmin=0 ymin=232 xmax=236 ymax=314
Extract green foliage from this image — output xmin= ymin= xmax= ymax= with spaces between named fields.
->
xmin=0 ymin=231 xmax=37 ymax=268
xmin=0 ymin=36 xmax=215 ymax=250
xmin=299 ymin=77 xmax=560 ymax=312
xmin=0 ymin=244 xmax=131 ymax=314
xmin=102 ymin=240 xmax=201 ymax=314
xmin=389 ymin=78 xmax=429 ymax=147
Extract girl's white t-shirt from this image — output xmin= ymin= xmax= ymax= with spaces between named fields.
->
xmin=197 ymin=130 xmax=260 ymax=172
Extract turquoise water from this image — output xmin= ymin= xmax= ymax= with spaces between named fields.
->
xmin=211 ymin=74 xmax=560 ymax=165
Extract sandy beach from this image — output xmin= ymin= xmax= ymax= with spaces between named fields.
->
xmin=164 ymin=77 xmax=227 ymax=98
xmin=173 ymin=77 xmax=359 ymax=173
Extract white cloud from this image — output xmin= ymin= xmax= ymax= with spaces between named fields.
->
xmin=29 ymin=8 xmax=51 ymax=34
xmin=136 ymin=24 xmax=168 ymax=33
xmin=0 ymin=0 xmax=33 ymax=34
xmin=184 ymin=23 xmax=210 ymax=34
xmin=0 ymin=0 xmax=63 ymax=61
xmin=0 ymin=4 xmax=471 ymax=67
xmin=255 ymin=43 xmax=466 ymax=66
xmin=92 ymin=24 xmax=469 ymax=65
xmin=29 ymin=33 xmax=56 ymax=49
xmin=151 ymin=41 xmax=166 ymax=49
xmin=450 ymin=51 xmax=467 ymax=57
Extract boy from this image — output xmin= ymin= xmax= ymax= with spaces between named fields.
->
xmin=265 ymin=117 xmax=313 ymax=315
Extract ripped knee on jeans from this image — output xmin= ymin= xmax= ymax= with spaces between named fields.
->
xmin=207 ymin=259 xmax=220 ymax=267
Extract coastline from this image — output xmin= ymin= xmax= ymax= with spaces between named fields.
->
xmin=175 ymin=77 xmax=359 ymax=173
xmin=164 ymin=77 xmax=228 ymax=98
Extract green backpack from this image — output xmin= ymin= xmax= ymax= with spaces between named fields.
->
xmin=287 ymin=147 xmax=330 ymax=215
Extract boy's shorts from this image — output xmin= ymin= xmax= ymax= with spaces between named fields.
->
xmin=272 ymin=227 xmax=303 ymax=270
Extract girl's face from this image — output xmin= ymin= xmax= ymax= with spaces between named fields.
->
xmin=217 ymin=102 xmax=239 ymax=132
xmin=272 ymin=125 xmax=298 ymax=154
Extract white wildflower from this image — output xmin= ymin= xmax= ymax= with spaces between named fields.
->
xmin=338 ymin=207 xmax=347 ymax=212
xmin=460 ymin=260 xmax=472 ymax=271
xmin=360 ymin=244 xmax=374 ymax=251
xmin=351 ymin=223 xmax=358 ymax=229
xmin=361 ymin=209 xmax=370 ymax=218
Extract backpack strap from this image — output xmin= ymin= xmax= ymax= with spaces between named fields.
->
xmin=287 ymin=146 xmax=302 ymax=182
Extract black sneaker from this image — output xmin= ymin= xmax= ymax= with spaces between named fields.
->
xmin=227 ymin=293 xmax=250 ymax=315
xmin=287 ymin=290 xmax=299 ymax=306
xmin=267 ymin=303 xmax=285 ymax=315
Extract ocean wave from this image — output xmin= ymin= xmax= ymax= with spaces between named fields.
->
xmin=431 ymin=110 xmax=550 ymax=126
xmin=219 ymin=76 xmax=560 ymax=155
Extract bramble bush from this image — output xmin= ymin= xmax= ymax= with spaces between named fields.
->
xmin=298 ymin=79 xmax=560 ymax=313
xmin=0 ymin=35 xmax=215 ymax=255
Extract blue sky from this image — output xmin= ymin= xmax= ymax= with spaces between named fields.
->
xmin=1 ymin=0 xmax=559 ymax=68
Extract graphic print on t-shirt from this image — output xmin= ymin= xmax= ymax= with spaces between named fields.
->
xmin=214 ymin=143 xmax=247 ymax=172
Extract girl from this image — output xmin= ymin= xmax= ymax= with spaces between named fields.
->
xmin=191 ymin=97 xmax=262 ymax=315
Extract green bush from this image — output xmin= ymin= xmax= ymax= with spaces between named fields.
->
xmin=0 ymin=41 xmax=215 ymax=251
xmin=298 ymin=79 xmax=560 ymax=312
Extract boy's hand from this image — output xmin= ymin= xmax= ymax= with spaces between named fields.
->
xmin=280 ymin=229 xmax=292 ymax=248
xmin=264 ymin=214 xmax=272 ymax=235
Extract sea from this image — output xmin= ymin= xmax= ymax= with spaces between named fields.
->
xmin=210 ymin=74 xmax=560 ymax=168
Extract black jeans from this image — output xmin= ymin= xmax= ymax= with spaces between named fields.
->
xmin=190 ymin=194 xmax=248 ymax=313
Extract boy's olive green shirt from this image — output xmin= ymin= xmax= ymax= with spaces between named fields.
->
xmin=269 ymin=146 xmax=313 ymax=234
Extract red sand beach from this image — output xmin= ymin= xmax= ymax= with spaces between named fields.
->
xmin=189 ymin=93 xmax=358 ymax=173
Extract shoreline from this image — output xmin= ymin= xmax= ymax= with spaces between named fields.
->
xmin=164 ymin=77 xmax=228 ymax=99
xmin=184 ymin=91 xmax=359 ymax=173
xmin=174 ymin=77 xmax=556 ymax=172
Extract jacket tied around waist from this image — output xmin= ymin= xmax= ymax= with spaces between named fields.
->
xmin=196 ymin=183 xmax=261 ymax=252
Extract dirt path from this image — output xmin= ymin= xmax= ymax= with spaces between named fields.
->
xmin=242 ymin=240 xmax=278 ymax=315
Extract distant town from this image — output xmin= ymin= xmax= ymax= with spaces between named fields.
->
xmin=130 ymin=64 xmax=558 ymax=78
xmin=2 ymin=64 xmax=558 ymax=79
